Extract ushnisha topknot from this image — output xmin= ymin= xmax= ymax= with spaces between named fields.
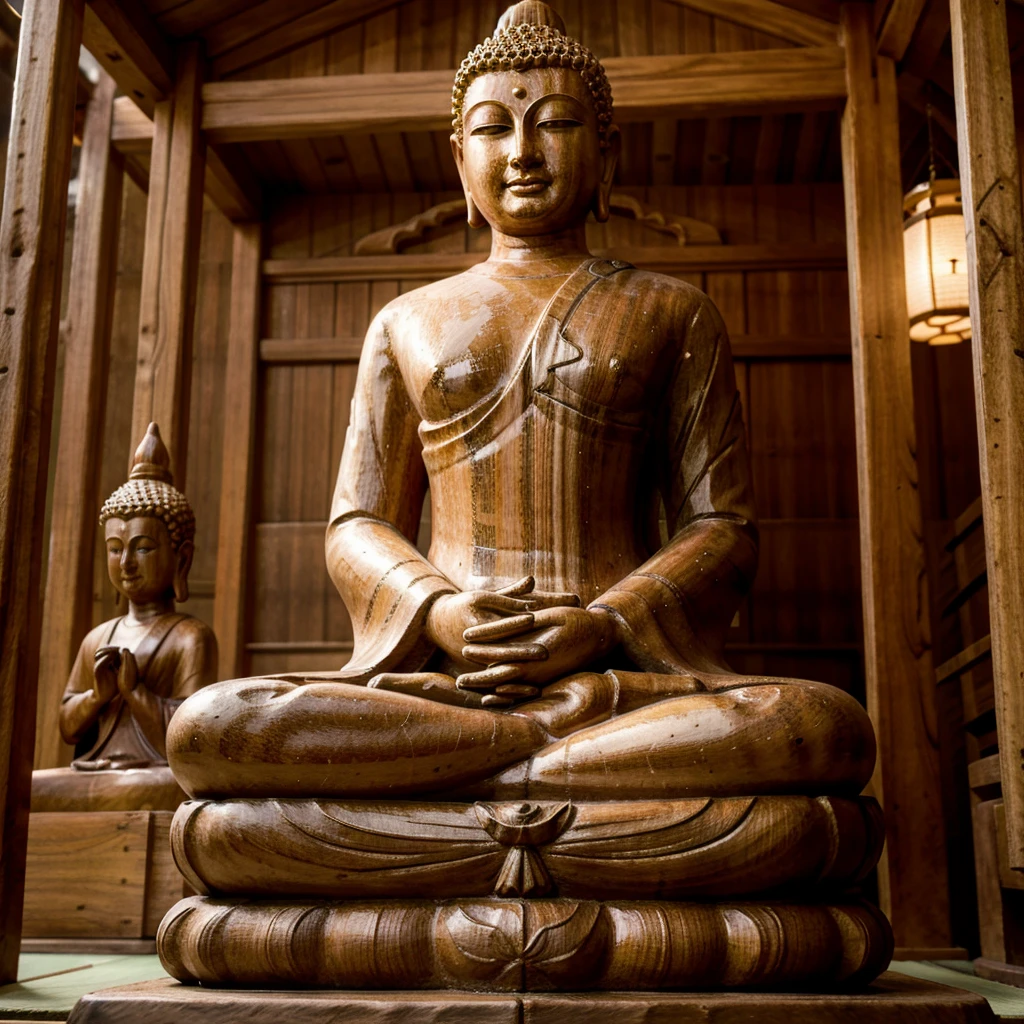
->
xmin=99 ymin=423 xmax=195 ymax=551
xmin=452 ymin=1 xmax=613 ymax=148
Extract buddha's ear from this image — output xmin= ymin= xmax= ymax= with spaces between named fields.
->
xmin=173 ymin=540 xmax=194 ymax=604
xmin=451 ymin=133 xmax=487 ymax=229
xmin=594 ymin=125 xmax=621 ymax=223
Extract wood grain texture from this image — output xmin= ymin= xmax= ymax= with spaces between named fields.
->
xmin=262 ymin=244 xmax=847 ymax=282
xmin=21 ymin=809 xmax=184 ymax=940
xmin=212 ymin=224 xmax=262 ymax=679
xmin=35 ymin=71 xmax=123 ymax=772
xmin=876 ymin=0 xmax=929 ymax=62
xmin=0 ymin=0 xmax=85 ymax=985
xmin=665 ymin=0 xmax=837 ymax=46
xmin=82 ymin=0 xmax=173 ymax=118
xmin=169 ymin=795 xmax=883 ymax=900
xmin=130 ymin=42 xmax=206 ymax=486
xmin=157 ymin=895 xmax=893 ymax=990
xmin=200 ymin=49 xmax=847 ymax=142
xmin=950 ymin=0 xmax=1024 ymax=872
xmin=63 ymin=974 xmax=999 ymax=1024
xmin=839 ymin=3 xmax=948 ymax=949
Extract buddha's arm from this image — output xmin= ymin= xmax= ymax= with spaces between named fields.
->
xmin=591 ymin=296 xmax=758 ymax=674
xmin=122 ymin=621 xmax=218 ymax=758
xmin=325 ymin=313 xmax=456 ymax=681
xmin=59 ymin=637 xmax=110 ymax=745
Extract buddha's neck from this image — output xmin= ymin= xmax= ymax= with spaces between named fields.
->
xmin=125 ymin=594 xmax=175 ymax=625
xmin=487 ymin=225 xmax=590 ymax=266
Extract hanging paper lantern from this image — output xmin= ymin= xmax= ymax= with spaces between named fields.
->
xmin=903 ymin=178 xmax=971 ymax=345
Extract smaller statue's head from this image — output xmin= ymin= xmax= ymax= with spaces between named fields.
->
xmin=451 ymin=1 xmax=619 ymax=238
xmin=98 ymin=423 xmax=196 ymax=606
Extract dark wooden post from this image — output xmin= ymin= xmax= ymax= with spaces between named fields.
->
xmin=0 ymin=0 xmax=85 ymax=984
xmin=130 ymin=40 xmax=206 ymax=485
xmin=839 ymin=3 xmax=951 ymax=952
xmin=213 ymin=222 xmax=262 ymax=678
xmin=35 ymin=70 xmax=123 ymax=771
xmin=949 ymin=0 xmax=1024 ymax=870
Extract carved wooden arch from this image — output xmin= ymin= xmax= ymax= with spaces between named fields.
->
xmin=352 ymin=194 xmax=722 ymax=255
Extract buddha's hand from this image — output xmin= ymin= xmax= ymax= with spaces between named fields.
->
xmin=93 ymin=646 xmax=121 ymax=705
xmin=458 ymin=605 xmax=619 ymax=695
xmin=115 ymin=649 xmax=140 ymax=697
xmin=425 ymin=576 xmax=580 ymax=665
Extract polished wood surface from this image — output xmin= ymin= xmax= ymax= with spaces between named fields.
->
xmin=839 ymin=3 xmax=948 ymax=951
xmin=36 ymin=71 xmax=123 ymax=772
xmin=67 ymin=974 xmax=997 ymax=1024
xmin=155 ymin=2 xmax=890 ymax=995
xmin=160 ymin=895 xmax=892 ymax=990
xmin=0 ymin=0 xmax=85 ymax=985
xmin=32 ymin=425 xmax=216 ymax=813
xmin=950 ymin=0 xmax=1024 ymax=872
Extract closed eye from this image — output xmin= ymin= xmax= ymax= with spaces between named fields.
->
xmin=538 ymin=118 xmax=583 ymax=130
xmin=471 ymin=123 xmax=513 ymax=136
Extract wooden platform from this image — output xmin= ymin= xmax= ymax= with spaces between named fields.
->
xmin=64 ymin=973 xmax=997 ymax=1024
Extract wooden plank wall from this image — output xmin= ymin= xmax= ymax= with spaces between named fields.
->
xmin=249 ymin=183 xmax=865 ymax=692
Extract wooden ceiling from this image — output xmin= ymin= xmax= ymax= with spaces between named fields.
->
xmin=93 ymin=0 xmax=1022 ymax=199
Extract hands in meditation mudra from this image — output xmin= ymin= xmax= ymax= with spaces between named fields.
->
xmin=159 ymin=0 xmax=893 ymax=991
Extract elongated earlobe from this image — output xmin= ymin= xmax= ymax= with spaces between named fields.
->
xmin=466 ymin=194 xmax=486 ymax=228
xmin=594 ymin=125 xmax=621 ymax=223
xmin=174 ymin=541 xmax=194 ymax=604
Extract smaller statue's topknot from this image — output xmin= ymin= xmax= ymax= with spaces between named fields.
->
xmin=496 ymin=1 xmax=566 ymax=33
xmin=452 ymin=3 xmax=613 ymax=148
xmin=99 ymin=423 xmax=195 ymax=551
xmin=128 ymin=422 xmax=173 ymax=484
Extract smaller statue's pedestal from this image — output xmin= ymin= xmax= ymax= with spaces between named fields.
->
xmin=21 ymin=767 xmax=188 ymax=952
xmin=65 ymin=974 xmax=996 ymax=1024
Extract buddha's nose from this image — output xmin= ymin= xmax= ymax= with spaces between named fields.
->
xmin=510 ymin=128 xmax=542 ymax=170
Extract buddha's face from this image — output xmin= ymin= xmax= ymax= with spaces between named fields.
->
xmin=105 ymin=516 xmax=188 ymax=604
xmin=453 ymin=66 xmax=618 ymax=236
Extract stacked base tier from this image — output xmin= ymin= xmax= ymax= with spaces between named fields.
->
xmin=159 ymin=795 xmax=892 ymax=991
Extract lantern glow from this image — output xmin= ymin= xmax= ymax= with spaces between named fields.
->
xmin=903 ymin=178 xmax=971 ymax=345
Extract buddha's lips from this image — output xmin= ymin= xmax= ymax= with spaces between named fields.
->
xmin=504 ymin=178 xmax=550 ymax=194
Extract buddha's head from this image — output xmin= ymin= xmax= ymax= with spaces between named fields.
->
xmin=99 ymin=423 xmax=196 ymax=606
xmin=450 ymin=1 xmax=619 ymax=237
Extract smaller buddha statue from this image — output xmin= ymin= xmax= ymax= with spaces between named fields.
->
xmin=31 ymin=424 xmax=217 ymax=813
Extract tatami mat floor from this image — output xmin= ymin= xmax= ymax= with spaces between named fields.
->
xmin=3 ymin=953 xmax=1024 ymax=1021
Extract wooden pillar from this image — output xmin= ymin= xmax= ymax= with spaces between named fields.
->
xmin=950 ymin=0 xmax=1024 ymax=871
xmin=130 ymin=40 xmax=206 ymax=486
xmin=34 ymin=71 xmax=123 ymax=771
xmin=213 ymin=222 xmax=262 ymax=679
xmin=0 ymin=0 xmax=84 ymax=984
xmin=839 ymin=3 xmax=951 ymax=951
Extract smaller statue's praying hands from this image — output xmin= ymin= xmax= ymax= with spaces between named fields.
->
xmin=32 ymin=424 xmax=217 ymax=812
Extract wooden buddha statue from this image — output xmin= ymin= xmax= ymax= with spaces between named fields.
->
xmin=158 ymin=1 xmax=892 ymax=993
xmin=32 ymin=424 xmax=217 ymax=813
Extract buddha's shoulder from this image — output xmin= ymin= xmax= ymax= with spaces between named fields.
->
xmin=372 ymin=272 xmax=493 ymax=322
xmin=168 ymin=615 xmax=218 ymax=654
xmin=612 ymin=266 xmax=714 ymax=314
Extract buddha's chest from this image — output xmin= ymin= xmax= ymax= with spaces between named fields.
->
xmin=400 ymin=282 xmax=666 ymax=422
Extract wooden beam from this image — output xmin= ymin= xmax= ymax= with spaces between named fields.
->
xmin=839 ymin=3 xmax=950 ymax=950
xmin=201 ymin=48 xmax=848 ymax=143
xmin=211 ymin=0 xmax=402 ymax=79
xmin=950 ymin=0 xmax=1024 ymax=871
xmin=213 ymin=223 xmax=262 ymax=680
xmin=261 ymin=243 xmax=847 ymax=283
xmin=665 ymin=0 xmax=837 ymax=46
xmin=876 ymin=0 xmax=929 ymax=62
xmin=130 ymin=41 xmax=206 ymax=486
xmin=0 ymin=0 xmax=84 ymax=984
xmin=111 ymin=96 xmax=262 ymax=221
xmin=35 ymin=71 xmax=123 ymax=773
xmin=82 ymin=0 xmax=173 ymax=118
